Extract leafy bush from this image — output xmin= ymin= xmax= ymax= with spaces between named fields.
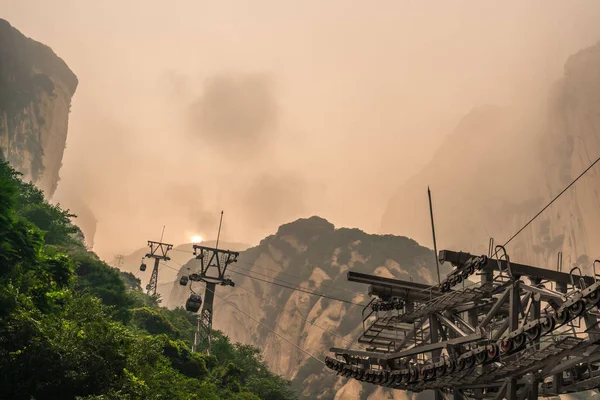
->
xmin=0 ymin=160 xmax=298 ymax=400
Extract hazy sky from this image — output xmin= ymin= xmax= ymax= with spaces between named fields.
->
xmin=2 ymin=0 xmax=600 ymax=259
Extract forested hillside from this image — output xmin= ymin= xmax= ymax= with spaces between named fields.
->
xmin=0 ymin=160 xmax=297 ymax=400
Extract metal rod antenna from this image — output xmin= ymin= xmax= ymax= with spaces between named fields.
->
xmin=160 ymin=225 xmax=166 ymax=242
xmin=215 ymin=211 xmax=224 ymax=250
xmin=428 ymin=186 xmax=441 ymax=285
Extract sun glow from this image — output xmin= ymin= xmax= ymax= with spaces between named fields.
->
xmin=190 ymin=235 xmax=203 ymax=243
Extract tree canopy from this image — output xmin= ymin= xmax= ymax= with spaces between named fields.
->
xmin=0 ymin=160 xmax=298 ymax=400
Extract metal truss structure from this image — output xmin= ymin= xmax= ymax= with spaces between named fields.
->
xmin=144 ymin=240 xmax=173 ymax=296
xmin=326 ymin=247 xmax=600 ymax=399
xmin=188 ymin=244 xmax=239 ymax=354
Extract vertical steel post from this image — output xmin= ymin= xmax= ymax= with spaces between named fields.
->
xmin=506 ymin=281 xmax=520 ymax=399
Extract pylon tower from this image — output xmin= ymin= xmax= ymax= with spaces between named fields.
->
xmin=187 ymin=211 xmax=238 ymax=354
xmin=145 ymin=240 xmax=173 ymax=296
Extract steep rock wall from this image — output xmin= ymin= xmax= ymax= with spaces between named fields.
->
xmin=381 ymin=41 xmax=600 ymax=273
xmin=167 ymin=216 xmax=447 ymax=399
xmin=0 ymin=18 xmax=77 ymax=197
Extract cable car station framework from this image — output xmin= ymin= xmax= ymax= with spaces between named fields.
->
xmin=326 ymin=247 xmax=600 ymax=399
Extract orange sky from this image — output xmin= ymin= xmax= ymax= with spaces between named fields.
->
xmin=2 ymin=0 xmax=600 ymax=259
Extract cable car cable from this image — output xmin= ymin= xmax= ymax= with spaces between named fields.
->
xmin=499 ymin=154 xmax=600 ymax=251
xmin=168 ymin=245 xmax=365 ymax=307
xmin=165 ymin=256 xmax=365 ymax=306
xmin=227 ymin=267 xmax=364 ymax=307
xmin=233 ymin=281 xmax=361 ymax=346
xmin=235 ymin=260 xmax=364 ymax=297
xmin=228 ymin=265 xmax=365 ymax=306
xmin=171 ymin=247 xmax=365 ymax=298
xmin=204 ymin=284 xmax=326 ymax=366
xmin=166 ymin=256 xmax=366 ymax=306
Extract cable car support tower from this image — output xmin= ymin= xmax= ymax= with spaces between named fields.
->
xmin=185 ymin=212 xmax=239 ymax=354
xmin=142 ymin=226 xmax=173 ymax=296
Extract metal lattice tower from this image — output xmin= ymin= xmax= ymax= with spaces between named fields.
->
xmin=114 ymin=254 xmax=124 ymax=268
xmin=144 ymin=240 xmax=173 ymax=296
xmin=185 ymin=210 xmax=239 ymax=354
xmin=189 ymin=244 xmax=238 ymax=354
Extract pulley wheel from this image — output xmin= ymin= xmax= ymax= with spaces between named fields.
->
xmin=446 ymin=360 xmax=456 ymax=374
xmin=436 ymin=364 xmax=447 ymax=377
xmin=423 ymin=368 xmax=433 ymax=380
xmin=487 ymin=344 xmax=499 ymax=359
xmin=475 ymin=351 xmax=487 ymax=365
xmin=541 ymin=317 xmax=555 ymax=334
xmin=513 ymin=334 xmax=526 ymax=349
xmin=569 ymin=300 xmax=585 ymax=317
xmin=500 ymin=338 xmax=513 ymax=354
xmin=526 ymin=324 xmax=541 ymax=341
xmin=464 ymin=356 xmax=475 ymax=369
xmin=355 ymin=369 xmax=364 ymax=379
xmin=409 ymin=368 xmax=419 ymax=381
xmin=586 ymin=289 xmax=600 ymax=305
xmin=400 ymin=373 xmax=409 ymax=384
xmin=554 ymin=309 xmax=569 ymax=325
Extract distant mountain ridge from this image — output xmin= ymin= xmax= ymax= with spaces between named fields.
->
xmin=167 ymin=216 xmax=447 ymax=399
xmin=381 ymin=41 xmax=600 ymax=276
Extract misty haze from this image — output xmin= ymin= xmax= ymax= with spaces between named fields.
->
xmin=2 ymin=1 xmax=600 ymax=399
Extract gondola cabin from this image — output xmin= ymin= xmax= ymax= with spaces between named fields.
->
xmin=185 ymin=294 xmax=202 ymax=312
xmin=179 ymin=276 xmax=189 ymax=286
xmin=139 ymin=262 xmax=147 ymax=271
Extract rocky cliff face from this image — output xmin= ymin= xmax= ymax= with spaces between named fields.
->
xmin=167 ymin=216 xmax=447 ymax=399
xmin=381 ymin=41 xmax=600 ymax=274
xmin=0 ymin=18 xmax=78 ymax=197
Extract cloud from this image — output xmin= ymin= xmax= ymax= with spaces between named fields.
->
xmin=240 ymin=172 xmax=307 ymax=232
xmin=187 ymin=73 xmax=278 ymax=156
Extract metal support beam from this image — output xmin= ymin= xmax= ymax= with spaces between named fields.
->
xmin=509 ymin=282 xmax=520 ymax=332
xmin=529 ymin=377 xmax=539 ymax=400
xmin=507 ymin=282 xmax=520 ymax=399
xmin=479 ymin=288 xmax=511 ymax=330
xmin=493 ymin=381 xmax=507 ymax=400
xmin=349 ymin=271 xmax=435 ymax=291
xmin=520 ymin=283 xmax=565 ymax=304
xmin=437 ymin=312 xmax=468 ymax=337
xmin=396 ymin=317 xmax=428 ymax=350
xmin=193 ymin=282 xmax=216 ymax=354
xmin=431 ymin=314 xmax=443 ymax=400
xmin=553 ymin=280 xmax=568 ymax=393
xmin=467 ymin=308 xmax=478 ymax=331
xmin=440 ymin=250 xmax=596 ymax=286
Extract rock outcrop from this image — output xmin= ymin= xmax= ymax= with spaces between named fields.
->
xmin=166 ymin=216 xmax=447 ymax=399
xmin=0 ymin=18 xmax=78 ymax=197
xmin=381 ymin=41 xmax=600 ymax=274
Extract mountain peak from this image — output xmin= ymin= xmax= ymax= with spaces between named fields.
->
xmin=276 ymin=216 xmax=335 ymax=242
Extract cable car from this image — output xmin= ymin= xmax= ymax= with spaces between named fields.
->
xmin=185 ymin=294 xmax=203 ymax=312
xmin=179 ymin=276 xmax=189 ymax=286
xmin=139 ymin=262 xmax=147 ymax=271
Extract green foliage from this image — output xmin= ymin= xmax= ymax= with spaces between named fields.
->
xmin=131 ymin=307 xmax=179 ymax=338
xmin=72 ymin=250 xmax=134 ymax=322
xmin=15 ymin=177 xmax=82 ymax=246
xmin=0 ymin=160 xmax=298 ymax=400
